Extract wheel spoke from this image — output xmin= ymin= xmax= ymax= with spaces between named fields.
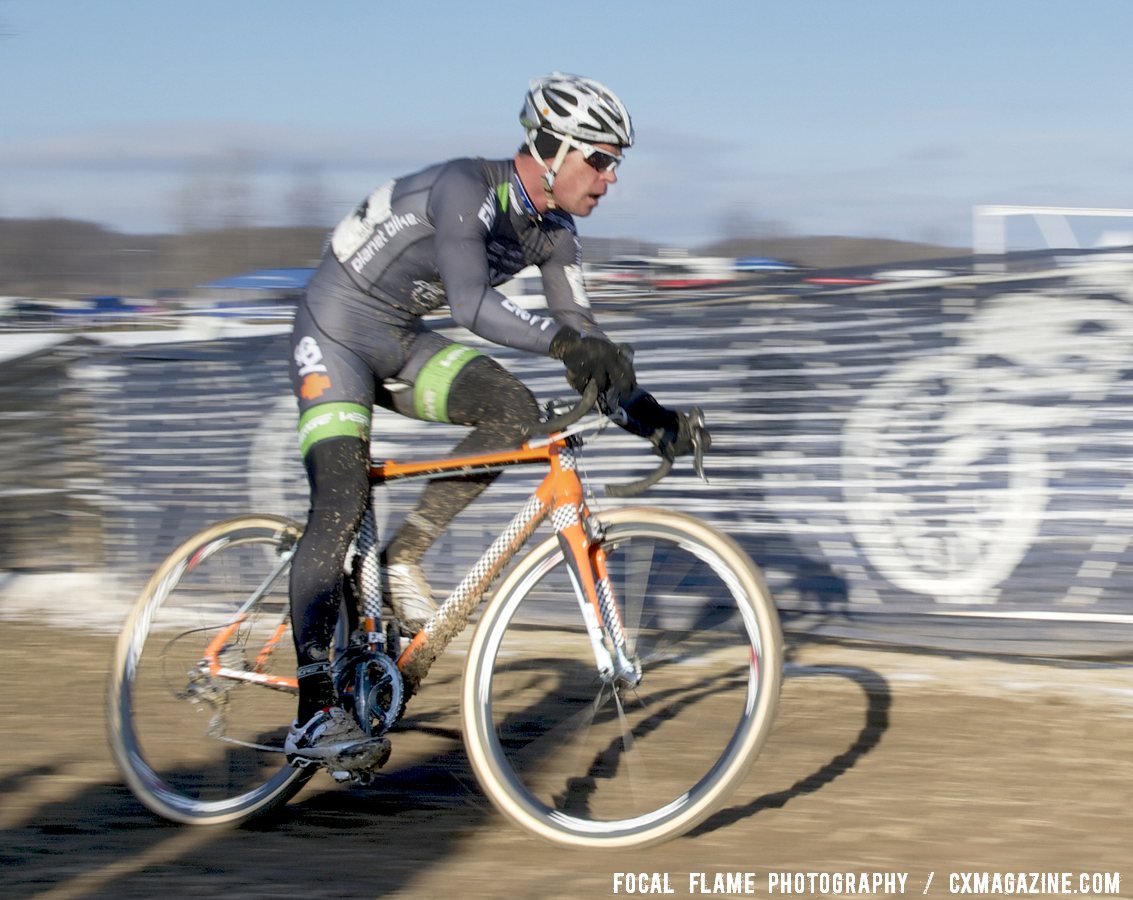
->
xmin=611 ymin=687 xmax=651 ymax=805
xmin=505 ymin=676 xmax=612 ymax=770
xmin=618 ymin=538 xmax=655 ymax=644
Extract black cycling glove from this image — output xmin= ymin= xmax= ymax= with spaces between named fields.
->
xmin=550 ymin=327 xmax=637 ymax=401
xmin=619 ymin=390 xmax=709 ymax=461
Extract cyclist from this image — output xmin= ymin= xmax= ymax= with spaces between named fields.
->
xmin=285 ymin=73 xmax=702 ymax=772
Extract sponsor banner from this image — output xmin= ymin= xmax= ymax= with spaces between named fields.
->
xmin=8 ymin=264 xmax=1131 ymax=654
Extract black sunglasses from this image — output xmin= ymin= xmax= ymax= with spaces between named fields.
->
xmin=583 ymin=147 xmax=622 ymax=173
xmin=559 ymin=134 xmax=623 ymax=173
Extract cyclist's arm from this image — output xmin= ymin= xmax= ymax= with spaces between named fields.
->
xmin=430 ymin=169 xmax=559 ymax=354
xmin=534 ymin=230 xmax=691 ymax=453
xmin=539 ymin=225 xmax=607 ymax=340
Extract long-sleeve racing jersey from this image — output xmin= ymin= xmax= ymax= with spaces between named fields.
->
xmin=313 ymin=156 xmax=602 ymax=356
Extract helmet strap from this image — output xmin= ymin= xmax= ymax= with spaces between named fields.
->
xmin=527 ymin=131 xmax=571 ymax=209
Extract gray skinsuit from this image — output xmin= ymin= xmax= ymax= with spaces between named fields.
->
xmin=289 ymin=155 xmax=604 ymax=443
xmin=287 ymin=155 xmax=610 ymax=673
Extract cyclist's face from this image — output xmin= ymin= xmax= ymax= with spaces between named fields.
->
xmin=551 ymin=143 xmax=620 ymax=217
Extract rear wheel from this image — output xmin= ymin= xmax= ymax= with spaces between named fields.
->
xmin=461 ymin=508 xmax=782 ymax=848
xmin=107 ymin=515 xmax=313 ymax=824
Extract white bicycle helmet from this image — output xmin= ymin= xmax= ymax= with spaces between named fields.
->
xmin=521 ymin=72 xmax=634 ymax=148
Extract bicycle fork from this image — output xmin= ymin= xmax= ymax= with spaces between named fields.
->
xmin=552 ymin=480 xmax=642 ymax=691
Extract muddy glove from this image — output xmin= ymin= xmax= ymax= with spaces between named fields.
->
xmin=549 ymin=327 xmax=636 ymax=404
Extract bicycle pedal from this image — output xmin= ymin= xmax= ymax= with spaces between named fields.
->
xmin=329 ymin=768 xmax=381 ymax=786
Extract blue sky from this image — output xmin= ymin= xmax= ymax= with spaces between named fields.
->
xmin=3 ymin=0 xmax=1132 ymax=249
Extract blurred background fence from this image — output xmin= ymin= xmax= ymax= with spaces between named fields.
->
xmin=4 ymin=265 xmax=1133 ymax=657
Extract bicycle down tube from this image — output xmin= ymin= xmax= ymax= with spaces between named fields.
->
xmin=391 ymin=439 xmax=614 ymax=692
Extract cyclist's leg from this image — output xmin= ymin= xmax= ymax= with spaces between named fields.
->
xmin=288 ymin=302 xmax=378 ymax=723
xmin=379 ymin=333 xmax=540 ymax=567
xmin=290 ymin=439 xmax=371 ymax=721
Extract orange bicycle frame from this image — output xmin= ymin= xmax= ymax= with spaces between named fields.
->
xmin=201 ymin=427 xmax=629 ymax=693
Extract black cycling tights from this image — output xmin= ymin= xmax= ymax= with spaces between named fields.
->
xmin=289 ymin=356 xmax=540 ymax=718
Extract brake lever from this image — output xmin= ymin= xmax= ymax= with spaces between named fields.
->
xmin=690 ymin=406 xmax=709 ymax=484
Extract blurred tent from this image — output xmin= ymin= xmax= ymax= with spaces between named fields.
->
xmin=197 ymin=268 xmax=315 ymax=291
xmin=734 ymin=256 xmax=797 ymax=272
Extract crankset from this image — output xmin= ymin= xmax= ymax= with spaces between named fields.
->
xmin=332 ymin=645 xmax=407 ymax=737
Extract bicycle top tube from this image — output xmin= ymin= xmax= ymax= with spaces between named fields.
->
xmin=368 ymin=383 xmax=604 ymax=486
xmin=367 ymin=413 xmax=614 ymax=486
xmin=369 ymin=440 xmax=561 ymax=485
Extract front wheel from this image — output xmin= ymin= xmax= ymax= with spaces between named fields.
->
xmin=107 ymin=515 xmax=313 ymax=825
xmin=461 ymin=508 xmax=783 ymax=848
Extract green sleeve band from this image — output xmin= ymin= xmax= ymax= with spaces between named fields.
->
xmin=297 ymin=402 xmax=372 ymax=457
xmin=414 ymin=344 xmax=482 ymax=423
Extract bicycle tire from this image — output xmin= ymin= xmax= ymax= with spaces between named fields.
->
xmin=107 ymin=514 xmax=314 ymax=825
xmin=461 ymin=507 xmax=782 ymax=848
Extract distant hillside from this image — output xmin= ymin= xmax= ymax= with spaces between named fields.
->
xmin=0 ymin=218 xmax=328 ymax=299
xmin=0 ymin=217 xmax=966 ymax=299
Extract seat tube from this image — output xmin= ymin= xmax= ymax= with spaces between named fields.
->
xmin=354 ymin=500 xmax=385 ymax=651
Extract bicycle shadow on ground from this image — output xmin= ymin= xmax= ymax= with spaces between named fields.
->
xmin=0 ymin=666 xmax=500 ymax=899
xmin=1 ymin=655 xmax=888 ymax=899
xmin=688 ymin=661 xmax=891 ymax=838
xmin=294 ymin=655 xmax=891 ymax=841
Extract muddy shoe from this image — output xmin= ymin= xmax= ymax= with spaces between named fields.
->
xmin=285 ymin=706 xmax=391 ymax=778
xmin=324 ymin=739 xmax=393 ymax=783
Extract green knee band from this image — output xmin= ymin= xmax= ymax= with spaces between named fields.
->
xmin=297 ymin=402 xmax=371 ymax=457
xmin=414 ymin=344 xmax=482 ymax=423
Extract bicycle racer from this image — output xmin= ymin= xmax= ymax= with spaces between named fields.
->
xmin=285 ymin=73 xmax=701 ymax=772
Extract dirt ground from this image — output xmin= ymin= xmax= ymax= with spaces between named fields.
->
xmin=1 ymin=621 xmax=1130 ymax=900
